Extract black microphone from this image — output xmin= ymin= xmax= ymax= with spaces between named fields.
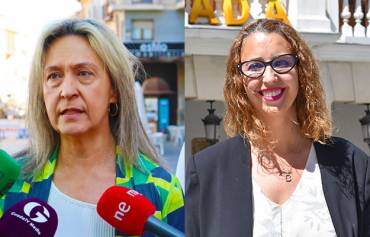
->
xmin=144 ymin=215 xmax=185 ymax=237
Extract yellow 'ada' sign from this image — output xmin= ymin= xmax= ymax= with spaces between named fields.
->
xmin=189 ymin=0 xmax=290 ymax=26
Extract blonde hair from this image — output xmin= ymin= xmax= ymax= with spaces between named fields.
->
xmin=25 ymin=19 xmax=160 ymax=176
xmin=224 ymin=19 xmax=332 ymax=151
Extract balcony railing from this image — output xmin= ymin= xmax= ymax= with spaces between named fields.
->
xmin=339 ymin=0 xmax=370 ymax=42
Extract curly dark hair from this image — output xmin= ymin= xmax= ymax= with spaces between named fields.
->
xmin=224 ymin=19 xmax=332 ymax=150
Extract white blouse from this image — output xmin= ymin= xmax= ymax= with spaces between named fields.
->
xmin=48 ymin=182 xmax=114 ymax=237
xmin=252 ymin=145 xmax=337 ymax=237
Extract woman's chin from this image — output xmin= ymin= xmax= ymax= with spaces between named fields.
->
xmin=58 ymin=126 xmax=89 ymax=137
xmin=262 ymin=104 xmax=282 ymax=114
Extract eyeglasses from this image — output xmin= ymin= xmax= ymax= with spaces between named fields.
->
xmin=237 ymin=54 xmax=299 ymax=78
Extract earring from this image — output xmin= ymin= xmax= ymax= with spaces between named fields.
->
xmin=108 ymin=103 xmax=119 ymax=117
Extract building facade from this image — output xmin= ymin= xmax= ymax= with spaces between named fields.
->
xmin=0 ymin=14 xmax=31 ymax=118
xmin=81 ymin=0 xmax=185 ymax=133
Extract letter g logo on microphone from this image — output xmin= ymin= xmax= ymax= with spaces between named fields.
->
xmin=23 ymin=202 xmax=50 ymax=223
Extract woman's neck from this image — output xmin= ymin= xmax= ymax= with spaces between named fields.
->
xmin=53 ymin=131 xmax=117 ymax=204
xmin=58 ymin=130 xmax=116 ymax=169
xmin=250 ymin=112 xmax=312 ymax=176
xmin=258 ymin=110 xmax=311 ymax=156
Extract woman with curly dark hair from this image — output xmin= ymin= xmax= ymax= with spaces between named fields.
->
xmin=186 ymin=19 xmax=370 ymax=237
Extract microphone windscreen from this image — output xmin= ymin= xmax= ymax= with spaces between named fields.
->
xmin=0 ymin=198 xmax=58 ymax=237
xmin=97 ymin=186 xmax=156 ymax=236
xmin=0 ymin=149 xmax=21 ymax=196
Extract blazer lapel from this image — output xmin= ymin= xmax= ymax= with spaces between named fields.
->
xmin=315 ymin=142 xmax=358 ymax=237
xmin=203 ymin=135 xmax=253 ymax=236
xmin=223 ymin=135 xmax=253 ymax=236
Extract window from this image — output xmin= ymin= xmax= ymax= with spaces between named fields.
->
xmin=132 ymin=20 xmax=154 ymax=40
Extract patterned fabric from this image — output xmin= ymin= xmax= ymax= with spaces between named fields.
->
xmin=0 ymin=146 xmax=184 ymax=237
xmin=252 ymin=145 xmax=336 ymax=237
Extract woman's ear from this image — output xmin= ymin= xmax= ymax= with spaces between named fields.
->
xmin=109 ymin=90 xmax=118 ymax=104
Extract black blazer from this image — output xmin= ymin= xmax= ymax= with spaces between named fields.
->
xmin=185 ymin=136 xmax=370 ymax=237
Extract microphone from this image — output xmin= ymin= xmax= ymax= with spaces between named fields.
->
xmin=97 ymin=186 xmax=184 ymax=237
xmin=0 ymin=198 xmax=58 ymax=237
xmin=0 ymin=149 xmax=21 ymax=197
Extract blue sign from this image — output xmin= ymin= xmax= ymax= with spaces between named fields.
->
xmin=158 ymin=98 xmax=170 ymax=132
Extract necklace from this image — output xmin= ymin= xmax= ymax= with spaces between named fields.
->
xmin=280 ymin=170 xmax=293 ymax=182
xmin=252 ymin=149 xmax=294 ymax=183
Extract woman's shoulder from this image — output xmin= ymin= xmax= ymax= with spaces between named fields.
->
xmin=193 ymin=135 xmax=248 ymax=164
xmin=186 ymin=135 xmax=250 ymax=178
xmin=314 ymin=136 xmax=369 ymax=161
xmin=134 ymin=154 xmax=183 ymax=199
xmin=136 ymin=153 xmax=177 ymax=183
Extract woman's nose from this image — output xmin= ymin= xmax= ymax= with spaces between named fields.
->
xmin=60 ymin=74 xmax=78 ymax=99
xmin=262 ymin=65 xmax=278 ymax=83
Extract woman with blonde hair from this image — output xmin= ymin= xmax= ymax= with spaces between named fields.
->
xmin=186 ymin=19 xmax=370 ymax=237
xmin=0 ymin=19 xmax=184 ymax=236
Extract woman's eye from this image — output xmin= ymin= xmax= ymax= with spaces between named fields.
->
xmin=273 ymin=59 xmax=290 ymax=68
xmin=78 ymin=70 xmax=92 ymax=77
xmin=248 ymin=63 xmax=264 ymax=71
xmin=47 ymin=72 xmax=61 ymax=80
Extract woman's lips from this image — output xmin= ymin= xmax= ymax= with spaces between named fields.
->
xmin=60 ymin=108 xmax=84 ymax=119
xmin=258 ymin=88 xmax=285 ymax=102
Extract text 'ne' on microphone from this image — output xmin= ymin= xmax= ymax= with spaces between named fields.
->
xmin=97 ymin=186 xmax=184 ymax=237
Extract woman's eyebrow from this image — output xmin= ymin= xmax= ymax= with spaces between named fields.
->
xmin=44 ymin=65 xmax=61 ymax=72
xmin=71 ymin=62 xmax=99 ymax=70
xmin=241 ymin=56 xmax=265 ymax=62
xmin=45 ymin=62 xmax=99 ymax=71
xmin=241 ymin=53 xmax=292 ymax=62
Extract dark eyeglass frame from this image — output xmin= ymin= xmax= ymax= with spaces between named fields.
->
xmin=237 ymin=53 xmax=299 ymax=78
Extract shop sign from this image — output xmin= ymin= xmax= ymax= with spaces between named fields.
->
xmin=124 ymin=42 xmax=184 ymax=58
xmin=140 ymin=42 xmax=168 ymax=53
xmin=189 ymin=0 xmax=289 ymax=26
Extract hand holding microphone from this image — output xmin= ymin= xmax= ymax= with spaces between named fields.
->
xmin=97 ymin=186 xmax=185 ymax=237
xmin=0 ymin=149 xmax=21 ymax=197
xmin=0 ymin=198 xmax=58 ymax=237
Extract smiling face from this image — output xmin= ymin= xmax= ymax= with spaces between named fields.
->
xmin=43 ymin=35 xmax=117 ymax=137
xmin=240 ymin=32 xmax=299 ymax=119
